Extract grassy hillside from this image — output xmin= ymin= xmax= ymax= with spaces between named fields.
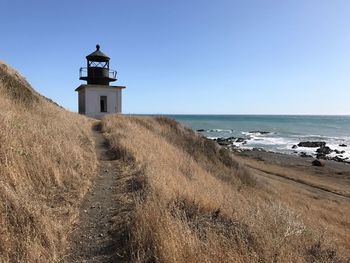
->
xmin=1 ymin=61 xmax=348 ymax=262
xmin=0 ymin=62 xmax=97 ymax=261
xmin=102 ymin=115 xmax=349 ymax=263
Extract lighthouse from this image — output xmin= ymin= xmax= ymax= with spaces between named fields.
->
xmin=75 ymin=44 xmax=125 ymax=119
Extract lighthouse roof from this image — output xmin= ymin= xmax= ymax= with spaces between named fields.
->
xmin=86 ymin=44 xmax=110 ymax=62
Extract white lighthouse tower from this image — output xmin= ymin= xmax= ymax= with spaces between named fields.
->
xmin=75 ymin=44 xmax=125 ymax=119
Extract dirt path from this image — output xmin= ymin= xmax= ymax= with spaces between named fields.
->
xmin=64 ymin=123 xmax=123 ymax=262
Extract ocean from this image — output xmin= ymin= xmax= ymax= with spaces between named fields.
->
xmin=166 ymin=115 xmax=350 ymax=160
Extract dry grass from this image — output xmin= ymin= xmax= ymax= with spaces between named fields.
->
xmin=102 ymin=115 xmax=349 ymax=263
xmin=1 ymin=60 xmax=348 ymax=262
xmin=0 ymin=62 xmax=97 ymax=262
xmin=234 ymin=153 xmax=350 ymax=256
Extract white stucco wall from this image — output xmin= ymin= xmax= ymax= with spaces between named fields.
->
xmin=77 ymin=85 xmax=123 ymax=119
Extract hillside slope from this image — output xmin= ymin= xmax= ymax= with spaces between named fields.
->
xmin=0 ymin=62 xmax=97 ymax=261
xmin=1 ymin=62 xmax=348 ymax=262
xmin=102 ymin=115 xmax=349 ymax=263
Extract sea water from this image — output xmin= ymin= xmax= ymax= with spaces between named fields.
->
xmin=166 ymin=115 xmax=350 ymax=159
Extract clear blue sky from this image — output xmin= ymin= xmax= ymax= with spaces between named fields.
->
xmin=1 ymin=0 xmax=350 ymax=114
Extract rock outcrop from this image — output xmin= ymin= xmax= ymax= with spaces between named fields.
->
xmin=298 ymin=141 xmax=326 ymax=148
xmin=312 ymin=159 xmax=325 ymax=167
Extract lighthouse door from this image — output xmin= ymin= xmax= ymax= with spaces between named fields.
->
xmin=100 ymin=96 xmax=107 ymax=112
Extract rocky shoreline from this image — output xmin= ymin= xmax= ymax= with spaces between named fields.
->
xmin=207 ymin=134 xmax=350 ymax=165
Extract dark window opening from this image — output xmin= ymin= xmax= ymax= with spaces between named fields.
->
xmin=100 ymin=96 xmax=107 ymax=112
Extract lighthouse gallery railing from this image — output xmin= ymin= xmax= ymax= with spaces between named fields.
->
xmin=79 ymin=67 xmax=117 ymax=79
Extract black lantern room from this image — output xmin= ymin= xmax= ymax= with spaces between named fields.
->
xmin=79 ymin=44 xmax=117 ymax=85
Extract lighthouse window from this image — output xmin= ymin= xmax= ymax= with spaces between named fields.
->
xmin=100 ymin=96 xmax=107 ymax=112
xmin=89 ymin=61 xmax=108 ymax=68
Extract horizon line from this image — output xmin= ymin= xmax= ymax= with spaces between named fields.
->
xmin=122 ymin=113 xmax=350 ymax=117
